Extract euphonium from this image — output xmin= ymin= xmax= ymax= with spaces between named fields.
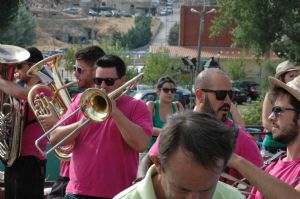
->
xmin=27 ymin=54 xmax=77 ymax=160
xmin=0 ymin=45 xmax=30 ymax=166
xmin=35 ymin=73 xmax=144 ymax=157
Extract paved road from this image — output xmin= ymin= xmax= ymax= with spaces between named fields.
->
xmin=151 ymin=3 xmax=181 ymax=45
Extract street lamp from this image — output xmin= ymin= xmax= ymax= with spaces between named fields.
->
xmin=190 ymin=7 xmax=216 ymax=74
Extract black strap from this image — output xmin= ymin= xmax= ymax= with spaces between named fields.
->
xmin=262 ymin=150 xmax=286 ymax=170
xmin=24 ymin=102 xmax=37 ymax=128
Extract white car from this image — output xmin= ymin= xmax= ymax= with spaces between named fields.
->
xmin=62 ymin=7 xmax=81 ymax=14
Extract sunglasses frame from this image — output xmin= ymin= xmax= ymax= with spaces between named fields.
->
xmin=73 ymin=66 xmax=83 ymax=74
xmin=160 ymin=87 xmax=177 ymax=94
xmin=201 ymin=89 xmax=233 ymax=101
xmin=16 ymin=62 xmax=32 ymax=70
xmin=271 ymin=106 xmax=299 ymax=117
xmin=93 ymin=77 xmax=119 ymax=86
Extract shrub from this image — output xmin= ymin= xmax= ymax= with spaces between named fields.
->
xmin=240 ymin=99 xmax=263 ymax=125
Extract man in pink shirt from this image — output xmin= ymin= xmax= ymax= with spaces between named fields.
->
xmin=45 ymin=45 xmax=105 ymax=199
xmin=227 ymin=75 xmax=300 ymax=199
xmin=50 ymin=55 xmax=152 ymax=198
xmin=139 ymin=68 xmax=263 ymax=184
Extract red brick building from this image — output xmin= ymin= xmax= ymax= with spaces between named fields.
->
xmin=179 ymin=5 xmax=233 ymax=47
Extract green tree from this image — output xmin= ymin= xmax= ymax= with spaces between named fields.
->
xmin=111 ymin=16 xmax=152 ymax=49
xmin=168 ymin=23 xmax=179 ymax=46
xmin=211 ymin=0 xmax=299 ymax=61
xmin=223 ymin=58 xmax=246 ymax=81
xmin=143 ymin=51 xmax=185 ymax=87
xmin=63 ymin=46 xmax=80 ymax=72
xmin=0 ymin=0 xmax=20 ymax=30
xmin=0 ymin=4 xmax=37 ymax=46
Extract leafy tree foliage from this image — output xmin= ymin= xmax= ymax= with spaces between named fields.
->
xmin=143 ymin=51 xmax=190 ymax=88
xmin=222 ymin=58 xmax=246 ymax=80
xmin=211 ymin=0 xmax=300 ymax=62
xmin=241 ymin=99 xmax=262 ymax=125
xmin=0 ymin=4 xmax=37 ymax=47
xmin=168 ymin=23 xmax=179 ymax=46
xmin=111 ymin=16 xmax=152 ymax=49
xmin=0 ymin=0 xmax=20 ymax=30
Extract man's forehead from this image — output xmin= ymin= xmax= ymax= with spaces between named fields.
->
xmin=274 ymin=94 xmax=291 ymax=105
xmin=209 ymin=74 xmax=231 ymax=89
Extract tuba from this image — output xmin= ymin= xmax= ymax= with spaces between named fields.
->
xmin=27 ymin=54 xmax=77 ymax=160
xmin=0 ymin=45 xmax=30 ymax=166
xmin=35 ymin=73 xmax=144 ymax=157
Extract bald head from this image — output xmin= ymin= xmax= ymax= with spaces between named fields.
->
xmin=195 ymin=68 xmax=230 ymax=89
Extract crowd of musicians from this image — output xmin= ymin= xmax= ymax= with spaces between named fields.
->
xmin=0 ymin=44 xmax=299 ymax=199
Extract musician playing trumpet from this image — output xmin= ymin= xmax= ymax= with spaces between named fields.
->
xmin=0 ymin=47 xmax=47 ymax=199
xmin=49 ymin=55 xmax=153 ymax=199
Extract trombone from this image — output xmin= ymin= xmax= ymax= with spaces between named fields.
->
xmin=35 ymin=73 xmax=144 ymax=157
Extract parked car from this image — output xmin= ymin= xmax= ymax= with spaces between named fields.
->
xmin=166 ymin=6 xmax=173 ymax=14
xmin=232 ymin=87 xmax=248 ymax=104
xmin=132 ymin=90 xmax=157 ymax=102
xmin=159 ymin=7 xmax=168 ymax=16
xmin=99 ymin=10 xmax=112 ymax=17
xmin=62 ymin=7 xmax=81 ymax=14
xmin=116 ymin=10 xmax=132 ymax=17
xmin=88 ymin=9 xmax=98 ymax=16
xmin=232 ymin=80 xmax=259 ymax=101
xmin=132 ymin=88 xmax=195 ymax=109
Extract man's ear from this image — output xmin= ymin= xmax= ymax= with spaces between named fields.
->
xmin=151 ymin=155 xmax=162 ymax=173
xmin=195 ymin=88 xmax=205 ymax=103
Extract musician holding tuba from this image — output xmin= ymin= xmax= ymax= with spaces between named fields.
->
xmin=45 ymin=45 xmax=106 ymax=199
xmin=49 ymin=55 xmax=153 ymax=198
xmin=0 ymin=47 xmax=48 ymax=199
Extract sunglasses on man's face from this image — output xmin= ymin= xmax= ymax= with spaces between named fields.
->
xmin=73 ymin=66 xmax=83 ymax=74
xmin=16 ymin=62 xmax=31 ymax=70
xmin=160 ymin=88 xmax=177 ymax=94
xmin=201 ymin=89 xmax=233 ymax=101
xmin=93 ymin=77 xmax=119 ymax=86
xmin=271 ymin=106 xmax=299 ymax=117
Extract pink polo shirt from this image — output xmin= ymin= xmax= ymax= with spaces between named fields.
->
xmin=248 ymin=155 xmax=300 ymax=199
xmin=61 ymin=94 xmax=152 ymax=197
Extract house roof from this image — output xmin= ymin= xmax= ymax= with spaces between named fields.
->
xmin=149 ymin=45 xmax=280 ymax=60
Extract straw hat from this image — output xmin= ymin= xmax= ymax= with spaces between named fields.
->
xmin=269 ymin=75 xmax=300 ymax=102
xmin=275 ymin=60 xmax=300 ymax=79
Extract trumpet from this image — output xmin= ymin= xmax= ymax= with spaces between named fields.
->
xmin=35 ymin=73 xmax=143 ymax=157
xmin=27 ymin=54 xmax=77 ymax=160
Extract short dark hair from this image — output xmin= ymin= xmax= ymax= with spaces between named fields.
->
xmin=156 ymin=76 xmax=176 ymax=89
xmin=75 ymin=45 xmax=105 ymax=67
xmin=26 ymin=47 xmax=43 ymax=64
xmin=159 ymin=111 xmax=235 ymax=171
xmin=96 ymin=54 xmax=126 ymax=78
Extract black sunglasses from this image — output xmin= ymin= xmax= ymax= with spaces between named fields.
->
xmin=201 ymin=89 xmax=233 ymax=101
xmin=73 ymin=66 xmax=83 ymax=74
xmin=160 ymin=88 xmax=177 ymax=94
xmin=93 ymin=77 xmax=119 ymax=86
xmin=16 ymin=62 xmax=32 ymax=69
xmin=271 ymin=106 xmax=299 ymax=117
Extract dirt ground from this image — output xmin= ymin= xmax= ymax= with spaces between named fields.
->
xmin=32 ymin=7 xmax=160 ymax=51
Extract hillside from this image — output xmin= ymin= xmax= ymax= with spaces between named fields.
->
xmin=31 ymin=7 xmax=160 ymax=51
